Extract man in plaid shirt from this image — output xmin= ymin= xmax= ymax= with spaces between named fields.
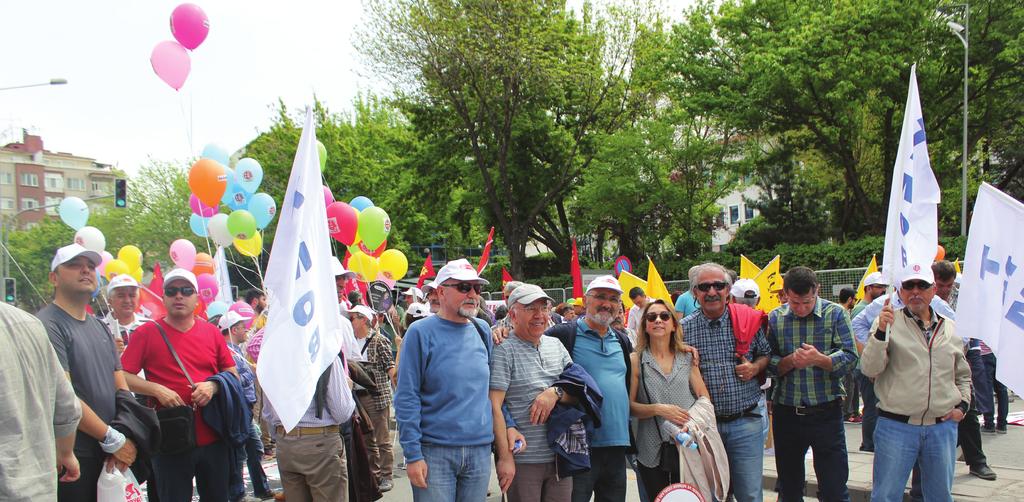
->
xmin=766 ymin=266 xmax=858 ymax=502
xmin=349 ymin=304 xmax=397 ymax=493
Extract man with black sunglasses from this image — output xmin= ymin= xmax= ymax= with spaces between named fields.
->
xmin=122 ymin=268 xmax=239 ymax=501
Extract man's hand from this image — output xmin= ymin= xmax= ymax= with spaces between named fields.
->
xmin=57 ymin=451 xmax=80 ymax=482
xmin=113 ymin=335 xmax=125 ymax=355
xmin=658 ymin=404 xmax=691 ymax=426
xmin=496 ymin=456 xmax=516 ymax=493
xmin=942 ymin=408 xmax=966 ymax=423
xmin=191 ymin=381 xmax=218 ymax=407
xmin=735 ymin=356 xmax=757 ymax=381
xmin=111 ymin=438 xmax=137 ymax=467
xmin=680 ymin=344 xmax=700 ymax=366
xmin=792 ymin=343 xmax=825 ymax=369
xmin=492 ymin=326 xmax=510 ymax=346
xmin=507 ymin=427 xmax=526 ymax=454
xmin=529 ymin=388 xmax=559 ymax=424
xmin=153 ymin=384 xmax=186 ymax=407
xmin=877 ymin=298 xmax=895 ymax=332
xmin=407 ymin=459 xmax=428 ymax=488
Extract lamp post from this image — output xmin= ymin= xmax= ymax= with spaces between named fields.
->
xmin=0 ymin=78 xmax=68 ymax=92
xmin=944 ymin=6 xmax=969 ymax=236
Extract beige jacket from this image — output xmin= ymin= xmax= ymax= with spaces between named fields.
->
xmin=861 ymin=308 xmax=971 ymax=425
xmin=674 ymin=397 xmax=730 ymax=501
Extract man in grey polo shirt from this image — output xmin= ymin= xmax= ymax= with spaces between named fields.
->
xmin=490 ymin=284 xmax=575 ymax=501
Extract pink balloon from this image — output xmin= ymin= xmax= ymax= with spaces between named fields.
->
xmin=196 ymin=273 xmax=219 ymax=304
xmin=323 ymin=185 xmax=335 ymax=208
xmin=170 ymin=3 xmax=210 ymax=50
xmin=169 ymin=239 xmax=197 ymax=270
xmin=189 ymin=193 xmax=217 ymax=217
xmin=326 ymin=201 xmax=359 ymax=245
xmin=97 ymin=251 xmax=114 ymax=278
xmin=150 ymin=41 xmax=191 ymax=91
xmin=229 ymin=301 xmax=256 ymax=328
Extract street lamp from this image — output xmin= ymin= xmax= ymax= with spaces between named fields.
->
xmin=941 ymin=5 xmax=969 ymax=236
xmin=0 ymin=78 xmax=68 ymax=92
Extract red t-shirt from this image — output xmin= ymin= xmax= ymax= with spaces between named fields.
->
xmin=121 ymin=318 xmax=236 ymax=446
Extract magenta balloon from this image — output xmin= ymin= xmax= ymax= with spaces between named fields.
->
xmin=323 ymin=185 xmax=335 ymax=208
xmin=189 ymin=193 xmax=217 ymax=217
xmin=325 ymin=201 xmax=359 ymax=245
xmin=169 ymin=3 xmax=210 ymax=50
xmin=196 ymin=273 xmax=219 ymax=304
xmin=150 ymin=40 xmax=191 ymax=91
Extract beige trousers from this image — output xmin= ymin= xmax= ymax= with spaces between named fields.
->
xmin=277 ymin=432 xmax=348 ymax=502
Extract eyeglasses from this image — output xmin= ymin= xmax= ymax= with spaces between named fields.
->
xmin=901 ymin=280 xmax=932 ymax=291
xmin=587 ymin=293 xmax=621 ymax=304
xmin=443 ymin=282 xmax=482 ymax=294
xmin=520 ymin=304 xmax=549 ymax=315
xmin=696 ymin=282 xmax=729 ymax=292
xmin=164 ymin=286 xmax=196 ymax=297
xmin=645 ymin=312 xmax=672 ymax=322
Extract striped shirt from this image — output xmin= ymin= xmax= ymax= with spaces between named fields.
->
xmin=766 ymin=298 xmax=859 ymax=407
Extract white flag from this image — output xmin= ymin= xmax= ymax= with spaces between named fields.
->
xmin=257 ymin=107 xmax=352 ymax=431
xmin=214 ymin=247 xmax=233 ymax=303
xmin=956 ymin=183 xmax=1024 ymax=396
xmin=882 ymin=65 xmax=941 ymax=282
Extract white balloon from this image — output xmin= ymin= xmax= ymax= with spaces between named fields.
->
xmin=74 ymin=226 xmax=106 ymax=253
xmin=208 ymin=213 xmax=233 ymax=247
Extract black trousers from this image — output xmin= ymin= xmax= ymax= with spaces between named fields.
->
xmin=773 ymin=402 xmax=850 ymax=502
xmin=58 ymin=455 xmax=104 ymax=502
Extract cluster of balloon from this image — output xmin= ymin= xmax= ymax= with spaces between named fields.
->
xmin=168 ymin=239 xmax=220 ymax=303
xmin=151 ymin=3 xmax=209 ymax=91
xmin=324 ymin=192 xmax=408 ymax=283
xmin=98 ymin=245 xmax=145 ymax=284
xmin=56 ymin=196 xmax=145 ymax=286
xmin=188 ymin=143 xmax=276 ymax=258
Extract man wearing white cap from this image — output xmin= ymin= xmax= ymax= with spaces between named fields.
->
xmin=852 ymin=272 xmax=888 ymax=320
xmin=39 ymin=244 xmax=138 ymax=500
xmin=350 ymin=304 xmax=398 ymax=492
xmin=121 ymin=268 xmax=239 ymax=501
xmin=395 ymin=258 xmax=495 ymax=501
xmin=421 ymin=280 xmax=441 ymax=314
xmin=861 ymin=263 xmax=971 ymax=502
xmin=103 ymin=274 xmax=150 ymax=355
xmin=403 ymin=286 xmax=424 ymax=308
xmin=730 ymin=278 xmax=760 ymax=308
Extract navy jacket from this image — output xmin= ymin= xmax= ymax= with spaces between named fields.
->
xmin=547 ymin=363 xmax=604 ymax=477
xmin=202 ymin=371 xmax=251 ymax=449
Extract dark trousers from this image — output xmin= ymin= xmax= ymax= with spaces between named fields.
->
xmin=571 ymin=446 xmax=627 ymax=502
xmin=982 ymin=353 xmax=1009 ymax=427
xmin=843 ymin=370 xmax=860 ymax=417
xmin=637 ymin=463 xmax=680 ymax=500
xmin=773 ymin=401 xmax=850 ymax=502
xmin=58 ymin=455 xmax=104 ymax=502
xmin=859 ymin=372 xmax=877 ymax=451
xmin=152 ymin=440 xmax=230 ymax=502
xmin=230 ymin=421 xmax=272 ymax=500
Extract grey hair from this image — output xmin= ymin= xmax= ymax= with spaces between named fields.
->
xmin=687 ymin=265 xmax=701 ymax=284
xmin=503 ymin=281 xmax=524 ymax=296
xmin=690 ymin=262 xmax=733 ymax=293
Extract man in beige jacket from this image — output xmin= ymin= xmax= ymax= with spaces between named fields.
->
xmin=861 ymin=262 xmax=972 ymax=502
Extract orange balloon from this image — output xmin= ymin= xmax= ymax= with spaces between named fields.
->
xmin=935 ymin=245 xmax=946 ymax=262
xmin=188 ymin=159 xmax=228 ymax=207
xmin=192 ymin=252 xmax=215 ymax=275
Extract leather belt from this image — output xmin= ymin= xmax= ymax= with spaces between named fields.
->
xmin=777 ymin=399 xmax=840 ymax=416
xmin=716 ymin=402 xmax=760 ymax=423
xmin=276 ymin=425 xmax=340 ymax=437
xmin=878 ymin=409 xmax=944 ymax=424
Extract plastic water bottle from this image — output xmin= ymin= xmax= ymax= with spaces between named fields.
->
xmin=660 ymin=421 xmax=698 ymax=450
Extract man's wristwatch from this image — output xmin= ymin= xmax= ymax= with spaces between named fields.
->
xmin=551 ymin=386 xmax=565 ymax=400
xmin=956 ymin=400 xmax=970 ymax=415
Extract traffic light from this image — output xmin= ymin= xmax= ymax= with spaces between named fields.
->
xmin=4 ymin=278 xmax=15 ymax=303
xmin=114 ymin=179 xmax=127 ymax=208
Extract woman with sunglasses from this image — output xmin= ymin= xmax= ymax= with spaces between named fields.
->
xmin=628 ymin=299 xmax=711 ymax=497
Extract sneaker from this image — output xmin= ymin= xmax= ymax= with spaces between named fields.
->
xmin=996 ymin=425 xmax=1007 ymax=434
xmin=982 ymin=424 xmax=996 ymax=434
xmin=850 ymin=416 xmax=863 ymax=423
xmin=969 ymin=464 xmax=997 ymax=481
xmin=379 ymin=479 xmax=394 ymax=492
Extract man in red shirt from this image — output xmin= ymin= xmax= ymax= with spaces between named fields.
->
xmin=122 ymin=268 xmax=238 ymax=502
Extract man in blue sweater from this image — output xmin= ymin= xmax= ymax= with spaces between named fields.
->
xmin=395 ymin=258 xmax=495 ymax=501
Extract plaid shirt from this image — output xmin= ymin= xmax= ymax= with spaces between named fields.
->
xmin=681 ymin=310 xmax=771 ymax=416
xmin=359 ymin=332 xmax=396 ymax=411
xmin=767 ymin=298 xmax=859 ymax=407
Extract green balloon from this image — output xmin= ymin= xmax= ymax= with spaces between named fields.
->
xmin=227 ymin=209 xmax=258 ymax=240
xmin=358 ymin=206 xmax=391 ymax=249
xmin=316 ymin=141 xmax=327 ymax=171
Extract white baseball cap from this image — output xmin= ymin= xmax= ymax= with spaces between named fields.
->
xmin=730 ymin=278 xmax=760 ymax=299
xmin=163 ymin=268 xmax=199 ymax=290
xmin=330 ymin=256 xmax=356 ymax=278
xmin=898 ymin=262 xmax=935 ymax=286
xmin=421 ymin=280 xmax=439 ymax=294
xmin=585 ymin=275 xmax=623 ymax=294
xmin=217 ymin=310 xmax=251 ymax=331
xmin=407 ymin=302 xmax=433 ymax=319
xmin=404 ymin=286 xmax=424 ymax=301
xmin=51 ymin=243 xmax=102 ymax=272
xmin=507 ymin=284 xmax=553 ymax=307
xmin=107 ymin=274 xmax=140 ymax=295
xmin=347 ymin=304 xmax=377 ymax=321
xmin=864 ymin=272 xmax=888 ymax=287
xmin=434 ymin=259 xmax=489 ymax=286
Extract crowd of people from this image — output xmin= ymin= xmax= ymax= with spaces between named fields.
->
xmin=0 ymin=243 xmax=1012 ymax=502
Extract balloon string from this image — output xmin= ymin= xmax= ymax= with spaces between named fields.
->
xmin=178 ymin=93 xmax=193 ymax=157
xmin=252 ymin=255 xmax=265 ymax=293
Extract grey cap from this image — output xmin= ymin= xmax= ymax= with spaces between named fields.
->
xmin=506 ymin=284 xmax=553 ymax=307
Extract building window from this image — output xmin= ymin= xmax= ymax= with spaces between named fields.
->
xmin=729 ymin=205 xmax=740 ymax=225
xmin=744 ymin=204 xmax=755 ymax=221
xmin=0 ymin=198 xmax=13 ymax=210
xmin=45 ymin=173 xmax=64 ymax=191
xmin=20 ymin=173 xmax=39 ymax=187
xmin=45 ymin=196 xmax=62 ymax=215
xmin=67 ymin=178 xmax=86 ymax=191
xmin=20 ymin=198 xmax=39 ymax=210
xmin=0 ymin=172 xmax=12 ymax=185
xmin=716 ymin=209 xmax=726 ymax=227
xmin=92 ymin=181 xmax=107 ymax=193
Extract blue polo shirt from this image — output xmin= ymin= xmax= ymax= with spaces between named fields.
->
xmin=572 ymin=319 xmax=630 ymax=447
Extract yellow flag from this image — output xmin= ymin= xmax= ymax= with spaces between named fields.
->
xmin=855 ymin=255 xmax=879 ymax=301
xmin=954 ymin=259 xmax=961 ymax=274
xmin=645 ymin=259 xmax=674 ymax=307
xmin=617 ymin=271 xmax=648 ymax=310
xmin=740 ymin=255 xmax=762 ymax=279
xmin=754 ymin=255 xmax=783 ymax=313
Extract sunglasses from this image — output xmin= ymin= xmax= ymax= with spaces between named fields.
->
xmin=901 ymin=280 xmax=932 ymax=291
xmin=587 ymin=293 xmax=622 ymax=304
xmin=443 ymin=282 xmax=482 ymax=294
xmin=696 ymin=281 xmax=729 ymax=292
xmin=645 ymin=312 xmax=673 ymax=322
xmin=164 ymin=285 xmax=196 ymax=297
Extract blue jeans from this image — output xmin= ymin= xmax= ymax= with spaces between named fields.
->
xmin=413 ymin=444 xmax=491 ymax=502
xmin=773 ymin=401 xmax=850 ymax=502
xmin=871 ymin=417 xmax=957 ymax=502
xmin=859 ymin=371 xmax=878 ymax=451
xmin=230 ymin=420 xmax=272 ymax=500
xmin=152 ymin=440 xmax=230 ymax=502
xmin=718 ymin=399 xmax=766 ymax=502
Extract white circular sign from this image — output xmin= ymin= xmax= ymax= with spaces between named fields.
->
xmin=654 ymin=483 xmax=705 ymax=502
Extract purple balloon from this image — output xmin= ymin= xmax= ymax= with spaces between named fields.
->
xmin=189 ymin=193 xmax=217 ymax=217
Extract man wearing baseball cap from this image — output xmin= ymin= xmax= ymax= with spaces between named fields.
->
xmin=350 ymin=304 xmax=398 ymax=492
xmin=121 ymin=268 xmax=239 ymax=501
xmin=40 ymin=244 xmax=139 ymax=500
xmin=852 ymin=272 xmax=888 ymax=320
xmin=730 ymin=278 xmax=760 ymax=308
xmin=394 ymin=258 xmax=495 ymax=500
xmin=103 ymin=274 xmax=150 ymax=355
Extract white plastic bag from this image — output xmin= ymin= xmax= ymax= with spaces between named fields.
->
xmin=96 ymin=467 xmax=143 ymax=502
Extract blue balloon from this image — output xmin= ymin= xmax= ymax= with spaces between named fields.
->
xmin=220 ymin=168 xmax=237 ymax=205
xmin=58 ymin=197 xmax=89 ymax=230
xmin=247 ymin=193 xmax=277 ymax=230
xmin=190 ymin=214 xmax=211 ymax=237
xmin=225 ymin=187 xmax=250 ymax=210
xmin=206 ymin=300 xmax=229 ymax=318
xmin=201 ymin=143 xmax=230 ymax=167
xmin=235 ymin=158 xmax=264 ymax=194
xmin=350 ymin=196 xmax=374 ymax=212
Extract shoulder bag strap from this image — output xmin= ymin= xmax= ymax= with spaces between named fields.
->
xmin=150 ymin=321 xmax=195 ymax=387
xmin=639 ymin=352 xmax=668 ymax=442
xmin=469 ymin=318 xmax=491 ymax=358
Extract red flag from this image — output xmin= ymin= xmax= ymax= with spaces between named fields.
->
xmin=501 ymin=267 xmax=514 ymax=288
xmin=149 ymin=261 xmax=164 ymax=295
xmin=477 ymin=226 xmax=495 ymax=274
xmin=570 ymin=239 xmax=583 ymax=299
xmin=417 ymin=253 xmax=436 ymax=288
xmin=140 ymin=262 xmax=168 ymax=319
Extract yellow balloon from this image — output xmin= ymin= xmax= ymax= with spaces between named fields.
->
xmin=105 ymin=259 xmax=130 ymax=281
xmin=234 ymin=232 xmax=263 ymax=257
xmin=117 ymin=245 xmax=143 ymax=270
xmin=378 ymin=249 xmax=408 ymax=280
xmin=130 ymin=267 xmax=143 ymax=282
xmin=347 ymin=234 xmax=363 ymax=256
xmin=348 ymin=251 xmax=379 ymax=282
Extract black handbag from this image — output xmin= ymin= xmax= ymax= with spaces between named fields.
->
xmin=151 ymin=321 xmax=198 ymax=455
xmin=640 ymin=356 xmax=680 ymax=473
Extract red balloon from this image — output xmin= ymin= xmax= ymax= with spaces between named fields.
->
xmin=326 ymin=201 xmax=359 ymax=245
xmin=359 ymin=239 xmax=387 ymax=258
